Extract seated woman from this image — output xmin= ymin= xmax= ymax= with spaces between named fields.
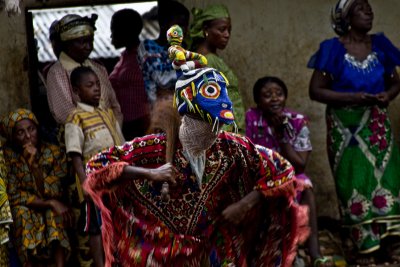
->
xmin=0 ymin=145 xmax=12 ymax=267
xmin=246 ymin=76 xmax=332 ymax=267
xmin=1 ymin=109 xmax=72 ymax=267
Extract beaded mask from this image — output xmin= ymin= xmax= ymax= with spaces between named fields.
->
xmin=174 ymin=67 xmax=235 ymax=132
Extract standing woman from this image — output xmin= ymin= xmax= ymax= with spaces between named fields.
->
xmin=1 ymin=109 xmax=72 ymax=267
xmin=308 ymin=0 xmax=400 ymax=264
xmin=46 ymin=14 xmax=122 ymax=126
xmin=190 ymin=4 xmax=245 ymax=132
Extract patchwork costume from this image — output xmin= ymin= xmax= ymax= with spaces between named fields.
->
xmin=84 ymin=68 xmax=308 ymax=266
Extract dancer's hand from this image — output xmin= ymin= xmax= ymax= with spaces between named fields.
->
xmin=221 ymin=201 xmax=250 ymax=225
xmin=147 ymin=163 xmax=176 ymax=185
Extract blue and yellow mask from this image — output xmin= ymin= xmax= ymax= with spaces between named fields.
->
xmin=174 ymin=68 xmax=235 ymax=128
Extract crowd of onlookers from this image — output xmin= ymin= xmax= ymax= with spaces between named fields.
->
xmin=1 ymin=0 xmax=400 ymax=266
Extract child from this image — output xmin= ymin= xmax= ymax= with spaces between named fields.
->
xmin=245 ymin=76 xmax=331 ymax=267
xmin=65 ymin=66 xmax=125 ymax=267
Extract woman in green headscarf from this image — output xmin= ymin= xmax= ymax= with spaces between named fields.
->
xmin=1 ymin=109 xmax=72 ymax=267
xmin=190 ymin=4 xmax=245 ymax=132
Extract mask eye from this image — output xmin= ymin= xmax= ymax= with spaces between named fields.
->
xmin=200 ymin=82 xmax=221 ymax=99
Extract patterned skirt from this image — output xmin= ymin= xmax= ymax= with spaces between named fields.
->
xmin=326 ymin=105 xmax=400 ymax=253
xmin=0 ymin=178 xmax=12 ymax=267
xmin=11 ymin=205 xmax=70 ymax=264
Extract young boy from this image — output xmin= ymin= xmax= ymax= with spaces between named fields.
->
xmin=65 ymin=66 xmax=125 ymax=267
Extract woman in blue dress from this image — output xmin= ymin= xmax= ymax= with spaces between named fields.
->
xmin=308 ymin=0 xmax=400 ymax=265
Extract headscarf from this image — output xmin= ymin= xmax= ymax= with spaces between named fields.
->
xmin=0 ymin=109 xmax=39 ymax=141
xmin=331 ymin=0 xmax=356 ymax=36
xmin=56 ymin=14 xmax=97 ymax=42
xmin=174 ymin=67 xmax=234 ymax=130
xmin=190 ymin=4 xmax=230 ymax=40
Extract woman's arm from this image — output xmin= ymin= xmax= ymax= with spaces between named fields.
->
xmin=309 ymin=70 xmax=377 ymax=106
xmin=278 ymin=143 xmax=310 ymax=174
xmin=375 ymin=70 xmax=400 ymax=106
xmin=27 ymin=198 xmax=73 ymax=227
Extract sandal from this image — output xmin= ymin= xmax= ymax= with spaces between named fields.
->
xmin=313 ymin=256 xmax=334 ymax=267
xmin=354 ymin=255 xmax=376 ymax=267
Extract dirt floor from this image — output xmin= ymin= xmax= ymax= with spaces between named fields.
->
xmin=295 ymin=217 xmax=400 ymax=267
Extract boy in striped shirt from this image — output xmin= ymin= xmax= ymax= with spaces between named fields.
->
xmin=65 ymin=66 xmax=124 ymax=267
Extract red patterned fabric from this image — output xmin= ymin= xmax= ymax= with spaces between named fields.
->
xmin=84 ymin=132 xmax=308 ymax=267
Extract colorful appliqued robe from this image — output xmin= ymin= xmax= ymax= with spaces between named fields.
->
xmin=85 ymin=131 xmax=308 ymax=267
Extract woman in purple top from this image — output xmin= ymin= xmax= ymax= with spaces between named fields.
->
xmin=246 ymin=76 xmax=331 ymax=267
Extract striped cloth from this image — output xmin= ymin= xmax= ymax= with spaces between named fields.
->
xmin=65 ymin=102 xmax=124 ymax=163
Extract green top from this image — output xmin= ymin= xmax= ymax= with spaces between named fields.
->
xmin=206 ymin=53 xmax=245 ymax=132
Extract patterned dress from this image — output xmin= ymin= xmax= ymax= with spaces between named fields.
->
xmin=0 ymin=148 xmax=12 ymax=267
xmin=3 ymin=142 xmax=70 ymax=264
xmin=308 ymin=33 xmax=400 ymax=253
xmin=84 ymin=131 xmax=308 ymax=267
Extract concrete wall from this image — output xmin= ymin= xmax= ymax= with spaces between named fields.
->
xmin=0 ymin=0 xmax=399 ymax=218
xmin=0 ymin=11 xmax=30 ymax=113
xmin=182 ymin=0 xmax=400 ymax=218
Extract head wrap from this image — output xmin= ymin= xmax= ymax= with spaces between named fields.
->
xmin=0 ymin=109 xmax=38 ymax=141
xmin=331 ymin=0 xmax=356 ymax=35
xmin=174 ymin=67 xmax=234 ymax=129
xmin=57 ymin=14 xmax=97 ymax=42
xmin=190 ymin=4 xmax=230 ymax=40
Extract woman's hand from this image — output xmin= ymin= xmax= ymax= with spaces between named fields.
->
xmin=22 ymin=142 xmax=37 ymax=166
xmin=375 ymin=91 xmax=390 ymax=107
xmin=352 ymin=92 xmax=378 ymax=106
xmin=269 ymin=113 xmax=286 ymax=138
xmin=48 ymin=199 xmax=74 ymax=227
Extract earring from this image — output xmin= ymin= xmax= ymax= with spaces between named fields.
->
xmin=347 ymin=24 xmax=352 ymax=31
xmin=205 ymin=32 xmax=209 ymax=37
